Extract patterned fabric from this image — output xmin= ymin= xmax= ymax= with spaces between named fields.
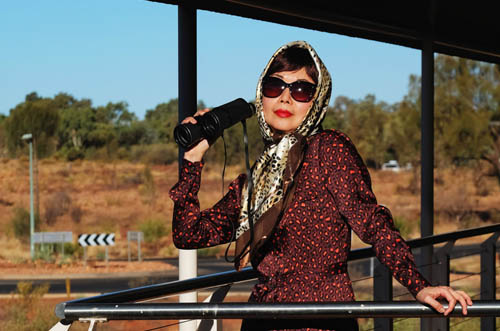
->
xmin=235 ymin=134 xmax=299 ymax=238
xmin=170 ymin=129 xmax=431 ymax=331
xmin=235 ymin=41 xmax=332 ymax=267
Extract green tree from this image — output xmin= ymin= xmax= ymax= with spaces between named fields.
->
xmin=344 ymin=94 xmax=390 ymax=168
xmin=479 ymin=63 xmax=500 ymax=184
xmin=87 ymin=122 xmax=117 ymax=154
xmin=434 ymin=55 xmax=494 ymax=167
xmin=144 ymin=99 xmax=179 ymax=144
xmin=59 ymin=106 xmax=96 ymax=148
xmin=5 ymin=93 xmax=60 ymax=158
xmin=484 ymin=121 xmax=500 ymax=185
xmin=94 ymin=101 xmax=134 ymax=125
xmin=117 ymin=121 xmax=148 ymax=147
xmin=56 ymin=93 xmax=96 ymax=151
xmin=322 ymin=95 xmax=349 ymax=132
xmin=84 ymin=101 xmax=136 ymax=158
xmin=5 ymin=92 xmax=60 ymax=216
xmin=0 ymin=114 xmax=7 ymax=157
xmin=384 ymin=74 xmax=421 ymax=167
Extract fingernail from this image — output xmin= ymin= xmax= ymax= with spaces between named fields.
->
xmin=439 ymin=308 xmax=445 ymax=313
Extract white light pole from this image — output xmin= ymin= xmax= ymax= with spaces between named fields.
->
xmin=21 ymin=133 xmax=34 ymax=260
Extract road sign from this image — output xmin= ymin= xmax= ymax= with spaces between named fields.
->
xmin=127 ymin=231 xmax=143 ymax=241
xmin=78 ymin=233 xmax=115 ymax=247
xmin=127 ymin=231 xmax=144 ymax=262
xmin=32 ymin=231 xmax=72 ymax=244
xmin=32 ymin=231 xmax=73 ymax=257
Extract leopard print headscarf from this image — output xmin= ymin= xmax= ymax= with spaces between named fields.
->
xmin=234 ymin=41 xmax=332 ymax=270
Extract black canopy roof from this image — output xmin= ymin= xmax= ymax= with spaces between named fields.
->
xmin=149 ymin=0 xmax=500 ymax=64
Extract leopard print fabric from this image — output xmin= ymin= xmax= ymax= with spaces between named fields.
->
xmin=236 ymin=134 xmax=298 ymax=238
xmin=236 ymin=41 xmax=332 ymax=240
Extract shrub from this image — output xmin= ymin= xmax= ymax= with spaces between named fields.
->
xmin=116 ymin=146 xmax=130 ymax=160
xmin=9 ymin=207 xmax=39 ymax=243
xmin=96 ymin=249 xmax=107 ymax=261
xmin=70 ymin=205 xmax=83 ymax=224
xmin=140 ymin=165 xmax=156 ymax=205
xmin=33 ymin=242 xmax=80 ymax=262
xmin=56 ymin=167 xmax=70 ymax=178
xmin=63 ymin=242 xmax=83 ymax=258
xmin=473 ymin=174 xmax=490 ymax=197
xmin=34 ymin=244 xmax=56 ymax=263
xmin=435 ymin=184 xmax=475 ymax=223
xmin=44 ymin=192 xmax=71 ymax=225
xmin=159 ymin=244 xmax=178 ymax=257
xmin=66 ymin=147 xmax=84 ymax=161
xmin=2 ymin=281 xmax=57 ymax=331
xmin=198 ymin=246 xmax=224 ymax=258
xmin=393 ymin=216 xmax=414 ymax=239
xmin=84 ymin=146 xmax=112 ymax=161
xmin=120 ymin=172 xmax=143 ymax=186
xmin=130 ymin=143 xmax=178 ymax=164
xmin=139 ymin=219 xmax=169 ymax=243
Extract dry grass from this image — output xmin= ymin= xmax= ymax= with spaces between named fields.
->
xmin=0 ymin=159 xmax=179 ymax=261
xmin=2 ymin=158 xmax=498 ymax=330
xmin=1 ymin=159 xmax=499 ymax=261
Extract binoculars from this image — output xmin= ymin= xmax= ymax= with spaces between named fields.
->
xmin=174 ymin=98 xmax=255 ymax=149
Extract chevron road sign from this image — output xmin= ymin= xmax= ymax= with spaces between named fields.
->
xmin=78 ymin=233 xmax=115 ymax=247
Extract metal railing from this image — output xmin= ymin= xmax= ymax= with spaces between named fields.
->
xmin=52 ymin=224 xmax=500 ymax=331
xmin=56 ymin=301 xmax=499 ymax=319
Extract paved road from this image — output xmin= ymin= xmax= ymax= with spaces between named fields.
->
xmin=0 ymin=244 xmax=487 ymax=295
xmin=0 ymin=257 xmax=256 ymax=295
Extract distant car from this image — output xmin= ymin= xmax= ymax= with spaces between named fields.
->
xmin=381 ymin=160 xmax=401 ymax=172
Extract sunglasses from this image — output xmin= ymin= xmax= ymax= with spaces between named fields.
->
xmin=262 ymin=76 xmax=317 ymax=103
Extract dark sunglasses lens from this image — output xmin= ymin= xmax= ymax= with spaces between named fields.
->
xmin=291 ymin=82 xmax=315 ymax=102
xmin=262 ymin=78 xmax=284 ymax=98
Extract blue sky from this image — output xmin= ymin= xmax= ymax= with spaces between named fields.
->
xmin=1 ymin=1 xmax=422 ymax=119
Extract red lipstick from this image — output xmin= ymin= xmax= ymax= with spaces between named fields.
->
xmin=275 ymin=109 xmax=292 ymax=118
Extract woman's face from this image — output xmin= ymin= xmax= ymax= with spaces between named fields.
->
xmin=262 ymin=67 xmax=315 ymax=134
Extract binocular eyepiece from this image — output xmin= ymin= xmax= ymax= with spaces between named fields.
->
xmin=174 ymin=98 xmax=256 ymax=149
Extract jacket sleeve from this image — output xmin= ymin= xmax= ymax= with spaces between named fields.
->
xmin=321 ymin=130 xmax=431 ymax=298
xmin=169 ymin=159 xmax=247 ymax=249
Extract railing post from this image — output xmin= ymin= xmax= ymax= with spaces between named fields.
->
xmin=197 ymin=285 xmax=231 ymax=331
xmin=481 ymin=232 xmax=499 ymax=331
xmin=430 ymin=240 xmax=455 ymax=331
xmin=374 ymin=261 xmax=393 ymax=331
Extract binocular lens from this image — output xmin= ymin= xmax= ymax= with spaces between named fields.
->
xmin=174 ymin=122 xmax=203 ymax=149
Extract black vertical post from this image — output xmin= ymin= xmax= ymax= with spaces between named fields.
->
xmin=431 ymin=240 xmax=454 ymax=331
xmin=178 ymin=4 xmax=197 ymax=175
xmin=374 ymin=262 xmax=393 ymax=331
xmin=178 ymin=6 xmax=198 ymax=331
xmin=420 ymin=38 xmax=434 ymax=279
xmin=481 ymin=232 xmax=499 ymax=331
xmin=420 ymin=37 xmax=435 ymax=331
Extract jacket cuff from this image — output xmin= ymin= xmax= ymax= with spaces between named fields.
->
xmin=169 ymin=159 xmax=204 ymax=202
xmin=407 ymin=272 xmax=432 ymax=298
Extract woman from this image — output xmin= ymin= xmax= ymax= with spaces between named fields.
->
xmin=170 ymin=41 xmax=472 ymax=331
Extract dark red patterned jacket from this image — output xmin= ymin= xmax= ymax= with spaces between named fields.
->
xmin=170 ymin=129 xmax=430 ymax=306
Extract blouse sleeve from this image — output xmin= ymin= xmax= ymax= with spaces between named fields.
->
xmin=321 ymin=131 xmax=431 ymax=298
xmin=169 ymin=159 xmax=247 ymax=249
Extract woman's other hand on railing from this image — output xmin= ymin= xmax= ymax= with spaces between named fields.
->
xmin=416 ymin=286 xmax=473 ymax=316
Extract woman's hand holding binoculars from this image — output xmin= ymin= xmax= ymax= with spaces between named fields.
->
xmin=182 ymin=108 xmax=211 ymax=162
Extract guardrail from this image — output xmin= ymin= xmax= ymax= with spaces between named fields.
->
xmin=52 ymin=224 xmax=500 ymax=331
xmin=56 ymin=301 xmax=500 ymax=320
